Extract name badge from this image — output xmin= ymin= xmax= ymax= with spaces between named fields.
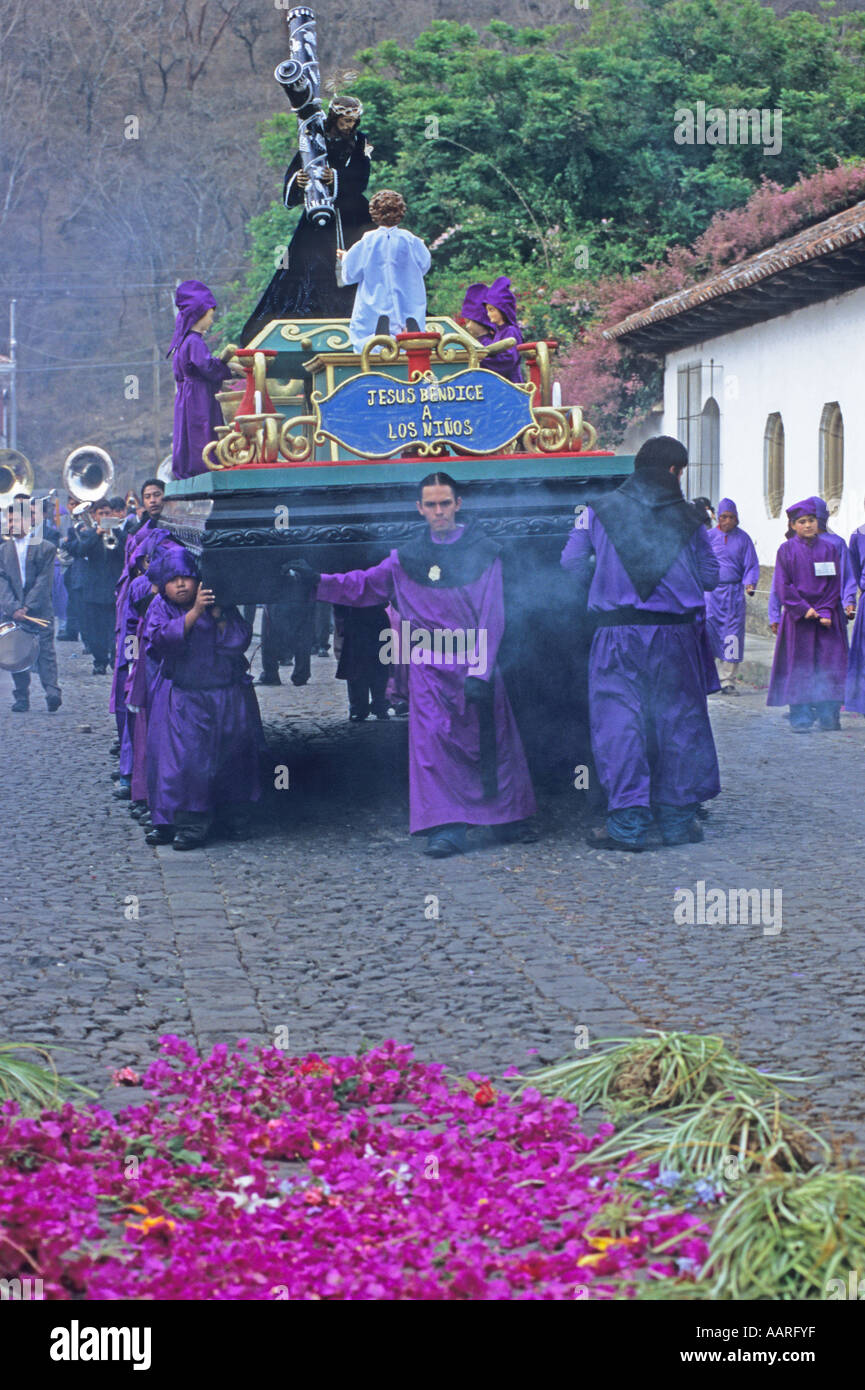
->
xmin=814 ymin=561 xmax=836 ymax=577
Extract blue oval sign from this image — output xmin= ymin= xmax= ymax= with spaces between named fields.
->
xmin=315 ymin=368 xmax=534 ymax=457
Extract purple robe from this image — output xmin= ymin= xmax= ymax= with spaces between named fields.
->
xmin=704 ymin=524 xmax=759 ymax=663
xmin=470 ymin=276 xmax=524 ymax=383
xmin=767 ymin=534 xmax=847 ymax=706
xmin=316 ymin=528 xmax=536 ymax=833
xmin=143 ymin=600 xmax=263 ymax=826
xmin=844 ymin=524 xmax=865 ymax=714
xmin=562 ymin=510 xmax=721 ymax=809
xmin=769 ymin=527 xmax=855 ymax=624
xmin=171 ymin=332 xmax=232 ymax=480
xmin=127 ymin=576 xmax=160 ymax=806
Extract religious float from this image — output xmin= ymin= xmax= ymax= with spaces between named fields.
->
xmin=159 ymin=5 xmax=634 ymax=773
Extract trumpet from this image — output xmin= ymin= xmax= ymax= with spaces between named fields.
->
xmin=71 ymin=500 xmax=123 ymax=550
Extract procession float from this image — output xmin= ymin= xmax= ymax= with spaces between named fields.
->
xmin=159 ymin=5 xmax=635 ymax=774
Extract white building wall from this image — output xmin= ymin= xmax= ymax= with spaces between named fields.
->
xmin=661 ymin=284 xmax=865 ymax=564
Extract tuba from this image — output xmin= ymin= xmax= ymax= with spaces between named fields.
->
xmin=62 ymin=445 xmax=115 ymax=503
xmin=0 ymin=449 xmax=35 ymax=507
xmin=62 ymin=446 xmax=118 ymax=548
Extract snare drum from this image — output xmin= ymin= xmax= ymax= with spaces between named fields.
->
xmin=0 ymin=620 xmax=40 ymax=672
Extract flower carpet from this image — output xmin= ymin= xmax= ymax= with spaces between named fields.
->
xmin=0 ymin=1038 xmax=713 ymax=1300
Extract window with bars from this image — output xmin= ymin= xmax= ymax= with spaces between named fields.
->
xmin=763 ymin=413 xmax=785 ymax=518
xmin=819 ymin=402 xmax=843 ymax=512
xmin=677 ymin=364 xmax=720 ymax=501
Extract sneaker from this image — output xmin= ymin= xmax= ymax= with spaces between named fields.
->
xmin=46 ymin=694 xmax=62 ymax=713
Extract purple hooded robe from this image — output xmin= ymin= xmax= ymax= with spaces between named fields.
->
xmin=462 ymin=278 xmax=524 ymax=383
xmin=844 ymin=519 xmax=865 ymax=714
xmin=168 ymin=281 xmax=233 ymax=481
xmin=143 ymin=548 xmax=263 ymax=826
xmin=316 ymin=523 xmax=536 ymax=833
xmin=704 ymin=501 xmax=760 ymax=664
xmin=766 ymin=514 xmax=847 ymax=706
xmin=562 ymin=498 xmax=721 ymax=811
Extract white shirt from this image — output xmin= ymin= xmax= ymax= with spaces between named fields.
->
xmin=341 ymin=226 xmax=431 ymax=352
xmin=12 ymin=533 xmax=31 ymax=595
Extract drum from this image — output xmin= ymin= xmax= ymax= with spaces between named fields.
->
xmin=0 ymin=620 xmax=40 ymax=672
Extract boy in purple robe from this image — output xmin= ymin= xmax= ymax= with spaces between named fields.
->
xmin=168 ymin=281 xmax=241 ymax=481
xmin=845 ymin=499 xmax=865 ymax=715
xmin=704 ymin=499 xmax=760 ymax=693
xmin=767 ymin=500 xmax=851 ymax=731
xmin=142 ymin=546 xmax=263 ymax=849
xmin=291 ymin=472 xmax=536 ymax=857
xmin=769 ymin=496 xmax=856 ymax=630
xmin=460 ymin=279 xmax=524 ymax=383
xmin=561 ymin=436 xmax=721 ymax=851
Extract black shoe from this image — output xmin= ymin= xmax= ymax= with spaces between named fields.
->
xmin=257 ymin=672 xmax=281 ymax=685
xmin=110 ymin=769 xmax=122 ymax=781
xmin=129 ymin=801 xmax=147 ymax=820
xmin=173 ymin=828 xmax=207 ymax=851
xmin=139 ymin=813 xmax=153 ymax=831
xmin=145 ymin=826 xmax=173 ymax=845
xmin=405 ymin=317 xmax=421 ymax=333
xmin=290 ymin=673 xmax=310 ymax=686
xmin=585 ymin=827 xmax=645 ymax=853
xmin=92 ymin=664 xmax=107 ymax=675
xmin=663 ymin=820 xmax=704 ymax=846
xmin=109 ymin=740 xmax=121 ymax=755
xmin=46 ymin=694 xmax=62 ymax=713
xmin=375 ymin=314 xmax=390 ymax=336
xmin=11 ymin=697 xmax=29 ymax=713
xmin=424 ymin=824 xmax=468 ymax=858
xmin=349 ymin=711 xmax=369 ymax=722
xmin=222 ymin=820 xmax=252 ymax=841
xmin=695 ymin=805 xmax=710 ymax=821
xmin=113 ymin=783 xmax=132 ymax=801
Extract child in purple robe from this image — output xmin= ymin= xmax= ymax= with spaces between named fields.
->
xmin=767 ymin=500 xmax=851 ymax=731
xmin=143 ymin=545 xmax=263 ymax=849
xmin=844 ymin=498 xmax=865 ymax=716
xmin=704 ymin=498 xmax=759 ymax=693
xmin=459 ymin=279 xmax=524 ymax=383
xmin=168 ymin=280 xmax=239 ymax=481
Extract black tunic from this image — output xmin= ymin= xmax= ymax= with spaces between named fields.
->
xmin=241 ymin=130 xmax=371 ymax=343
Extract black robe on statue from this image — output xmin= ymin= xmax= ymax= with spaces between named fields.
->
xmin=241 ymin=129 xmax=371 ymax=344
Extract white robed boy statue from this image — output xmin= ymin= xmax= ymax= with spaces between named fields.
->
xmin=338 ymin=189 xmax=431 ymax=351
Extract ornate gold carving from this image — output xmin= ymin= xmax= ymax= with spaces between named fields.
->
xmin=360 ymin=334 xmax=400 ymax=373
xmin=278 ymin=416 xmax=315 ymax=462
xmin=521 ymin=407 xmax=571 ymax=454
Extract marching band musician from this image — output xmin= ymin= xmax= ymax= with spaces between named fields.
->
xmin=0 ymin=495 xmax=62 ymax=713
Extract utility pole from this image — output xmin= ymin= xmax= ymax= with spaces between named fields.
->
xmin=7 ymin=299 xmax=17 ymax=450
xmin=152 ymin=341 xmax=160 ymax=465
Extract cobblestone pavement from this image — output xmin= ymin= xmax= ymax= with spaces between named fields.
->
xmin=2 ymin=638 xmax=863 ymax=1150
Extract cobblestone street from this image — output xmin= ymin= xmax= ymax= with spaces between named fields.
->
xmin=3 ymin=639 xmax=863 ymax=1150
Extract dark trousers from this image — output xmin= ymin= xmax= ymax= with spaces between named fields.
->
xmin=85 ymin=601 xmax=115 ymax=668
xmin=347 ymin=668 xmax=389 ymax=718
xmin=261 ymin=598 xmax=314 ymax=684
xmin=62 ymin=586 xmax=83 ymax=639
xmin=790 ymin=701 xmax=840 ymax=730
xmin=13 ymin=628 xmax=60 ymax=701
xmin=313 ymin=601 xmax=332 ymax=650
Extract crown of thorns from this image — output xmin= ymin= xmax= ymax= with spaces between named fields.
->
xmin=329 ymin=96 xmax=363 ymax=117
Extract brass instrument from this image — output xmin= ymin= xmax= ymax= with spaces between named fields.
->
xmin=63 ymin=446 xmax=119 ymax=549
xmin=0 ymin=449 xmax=35 ymax=507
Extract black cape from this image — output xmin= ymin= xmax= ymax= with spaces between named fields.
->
xmin=590 ymin=466 xmax=703 ymax=601
xmin=397 ymin=519 xmax=501 ymax=588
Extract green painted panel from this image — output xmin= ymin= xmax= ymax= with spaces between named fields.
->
xmin=165 ymin=453 xmax=634 ymax=496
